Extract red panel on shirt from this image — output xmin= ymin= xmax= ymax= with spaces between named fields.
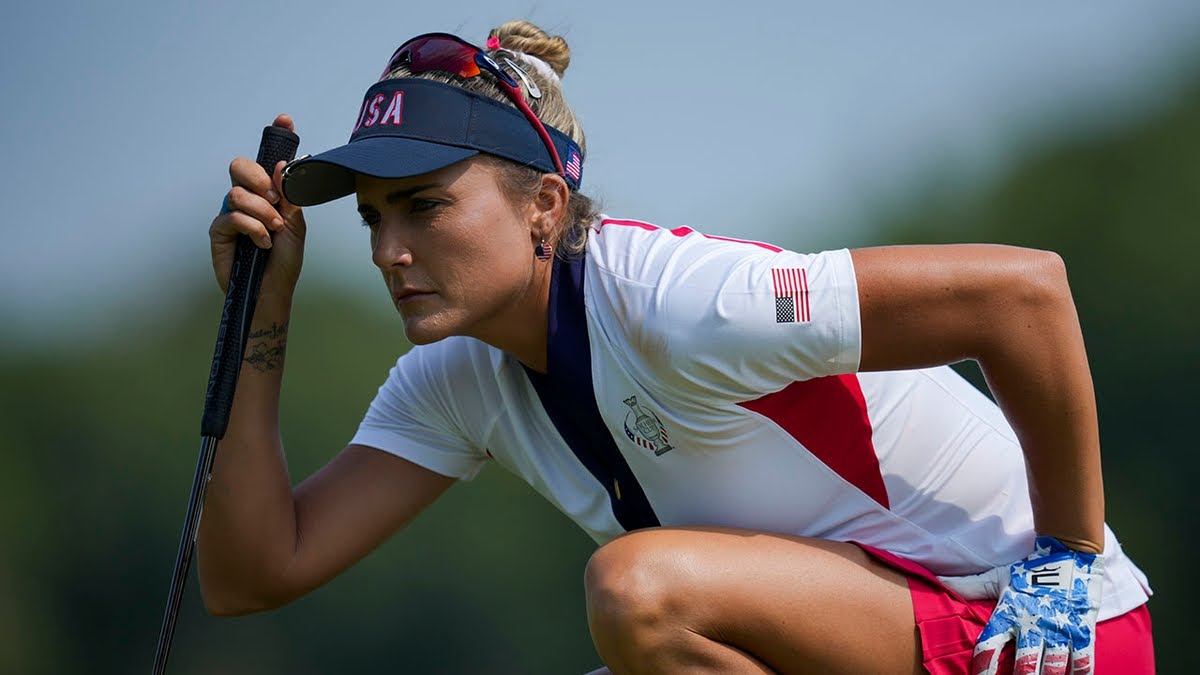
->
xmin=739 ymin=374 xmax=890 ymax=508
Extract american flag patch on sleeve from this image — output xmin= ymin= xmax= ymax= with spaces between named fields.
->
xmin=771 ymin=267 xmax=810 ymax=323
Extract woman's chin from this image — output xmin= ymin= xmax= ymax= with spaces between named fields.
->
xmin=399 ymin=314 xmax=456 ymax=345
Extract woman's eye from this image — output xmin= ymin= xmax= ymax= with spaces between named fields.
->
xmin=360 ymin=216 xmax=379 ymax=229
xmin=411 ymin=199 xmax=440 ymax=213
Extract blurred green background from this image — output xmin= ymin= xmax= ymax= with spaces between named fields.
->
xmin=3 ymin=9 xmax=1199 ymax=675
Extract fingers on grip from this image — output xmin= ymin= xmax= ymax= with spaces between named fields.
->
xmin=271 ymin=113 xmax=296 ymax=133
xmin=222 ymin=210 xmax=274 ymax=249
xmin=216 ymin=180 xmax=284 ymax=250
xmin=227 ymin=186 xmax=284 ymax=228
xmin=228 ymin=156 xmax=281 ymax=204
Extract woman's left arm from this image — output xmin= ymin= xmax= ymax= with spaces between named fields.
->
xmin=851 ymin=244 xmax=1104 ymax=554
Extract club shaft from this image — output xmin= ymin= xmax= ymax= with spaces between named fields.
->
xmin=152 ymin=436 xmax=219 ymax=674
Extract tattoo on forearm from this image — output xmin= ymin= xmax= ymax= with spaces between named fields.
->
xmin=247 ymin=322 xmax=290 ymax=341
xmin=244 ymin=320 xmax=288 ymax=372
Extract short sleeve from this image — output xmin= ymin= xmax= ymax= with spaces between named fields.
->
xmin=350 ymin=343 xmax=489 ymax=481
xmin=660 ymin=243 xmax=861 ymax=401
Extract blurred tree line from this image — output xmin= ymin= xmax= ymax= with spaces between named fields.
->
xmin=1 ymin=71 xmax=1196 ymax=673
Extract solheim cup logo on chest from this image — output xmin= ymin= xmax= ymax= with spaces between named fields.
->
xmin=623 ymin=396 xmax=675 ymax=456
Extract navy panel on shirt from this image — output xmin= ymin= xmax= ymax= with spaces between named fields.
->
xmin=523 ymin=252 xmax=660 ymax=532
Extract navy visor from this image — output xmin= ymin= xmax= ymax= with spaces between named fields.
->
xmin=282 ymin=78 xmax=583 ymax=207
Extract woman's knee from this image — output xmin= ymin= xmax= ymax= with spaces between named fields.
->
xmin=584 ymin=530 xmax=692 ymax=642
xmin=583 ymin=528 xmax=920 ymax=673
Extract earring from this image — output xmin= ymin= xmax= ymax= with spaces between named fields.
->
xmin=535 ymin=238 xmax=553 ymax=261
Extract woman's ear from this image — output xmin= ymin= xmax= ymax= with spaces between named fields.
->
xmin=530 ymin=173 xmax=570 ymax=242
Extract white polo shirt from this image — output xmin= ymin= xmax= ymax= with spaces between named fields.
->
xmin=351 ymin=216 xmax=1151 ymax=620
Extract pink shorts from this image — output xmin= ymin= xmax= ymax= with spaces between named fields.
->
xmin=855 ymin=544 xmax=1155 ymax=675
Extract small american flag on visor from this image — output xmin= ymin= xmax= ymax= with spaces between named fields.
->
xmin=771 ymin=267 xmax=810 ymax=323
xmin=564 ymin=148 xmax=582 ymax=182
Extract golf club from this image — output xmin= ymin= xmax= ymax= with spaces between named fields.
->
xmin=151 ymin=125 xmax=300 ymax=674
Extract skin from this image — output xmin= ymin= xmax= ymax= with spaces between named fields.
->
xmin=202 ymin=114 xmax=1105 ymax=673
xmin=354 ymin=161 xmax=561 ymax=368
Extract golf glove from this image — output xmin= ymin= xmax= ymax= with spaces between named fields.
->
xmin=944 ymin=536 xmax=1104 ymax=675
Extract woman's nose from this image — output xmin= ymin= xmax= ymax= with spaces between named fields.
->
xmin=371 ymin=221 xmax=414 ymax=269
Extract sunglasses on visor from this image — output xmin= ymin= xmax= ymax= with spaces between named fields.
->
xmin=380 ymin=33 xmax=568 ymax=179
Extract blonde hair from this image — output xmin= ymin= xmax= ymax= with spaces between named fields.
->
xmin=382 ymin=20 xmax=598 ymax=254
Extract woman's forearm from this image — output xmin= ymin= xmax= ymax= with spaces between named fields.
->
xmin=974 ymin=253 xmax=1105 ymax=553
xmin=196 ymin=293 xmax=302 ymax=613
xmin=853 ymin=245 xmax=1105 ymax=553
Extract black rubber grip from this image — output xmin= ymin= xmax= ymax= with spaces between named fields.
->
xmin=200 ymin=126 xmax=300 ymax=439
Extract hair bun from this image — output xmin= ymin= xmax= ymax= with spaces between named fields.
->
xmin=487 ymin=20 xmax=571 ymax=79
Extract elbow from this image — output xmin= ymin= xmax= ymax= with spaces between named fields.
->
xmin=970 ymin=248 xmax=1075 ymax=360
xmin=200 ymin=580 xmax=247 ymax=616
xmin=1004 ymin=248 xmax=1073 ymax=311
xmin=197 ymin=539 xmax=305 ymax=617
xmin=200 ymin=573 xmax=292 ymax=617
xmin=201 ymin=587 xmax=289 ymax=618
xmin=201 ymin=585 xmax=270 ymax=618
xmin=1026 ymin=248 xmax=1073 ymax=307
xmin=202 ymin=594 xmax=253 ymax=618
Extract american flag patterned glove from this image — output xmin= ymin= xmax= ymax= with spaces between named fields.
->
xmin=971 ymin=536 xmax=1104 ymax=675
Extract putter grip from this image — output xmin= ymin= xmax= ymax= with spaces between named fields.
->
xmin=200 ymin=126 xmax=300 ymax=439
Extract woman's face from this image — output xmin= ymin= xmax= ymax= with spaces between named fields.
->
xmin=355 ymin=158 xmax=546 ymax=345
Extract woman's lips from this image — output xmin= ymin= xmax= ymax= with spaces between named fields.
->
xmin=393 ymin=290 xmax=434 ymax=305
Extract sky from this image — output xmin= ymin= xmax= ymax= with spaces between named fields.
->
xmin=2 ymin=0 xmax=1200 ymax=345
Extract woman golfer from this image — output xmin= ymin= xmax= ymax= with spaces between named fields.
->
xmin=204 ymin=20 xmax=1154 ymax=674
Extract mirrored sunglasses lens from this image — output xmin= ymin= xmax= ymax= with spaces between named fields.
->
xmin=409 ymin=38 xmax=480 ymax=78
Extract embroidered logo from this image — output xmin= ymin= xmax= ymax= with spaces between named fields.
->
xmin=623 ymin=396 xmax=675 ymax=456
xmin=352 ymin=90 xmax=404 ymax=134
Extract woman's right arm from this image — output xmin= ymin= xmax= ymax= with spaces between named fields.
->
xmin=198 ymin=115 xmax=455 ymax=616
